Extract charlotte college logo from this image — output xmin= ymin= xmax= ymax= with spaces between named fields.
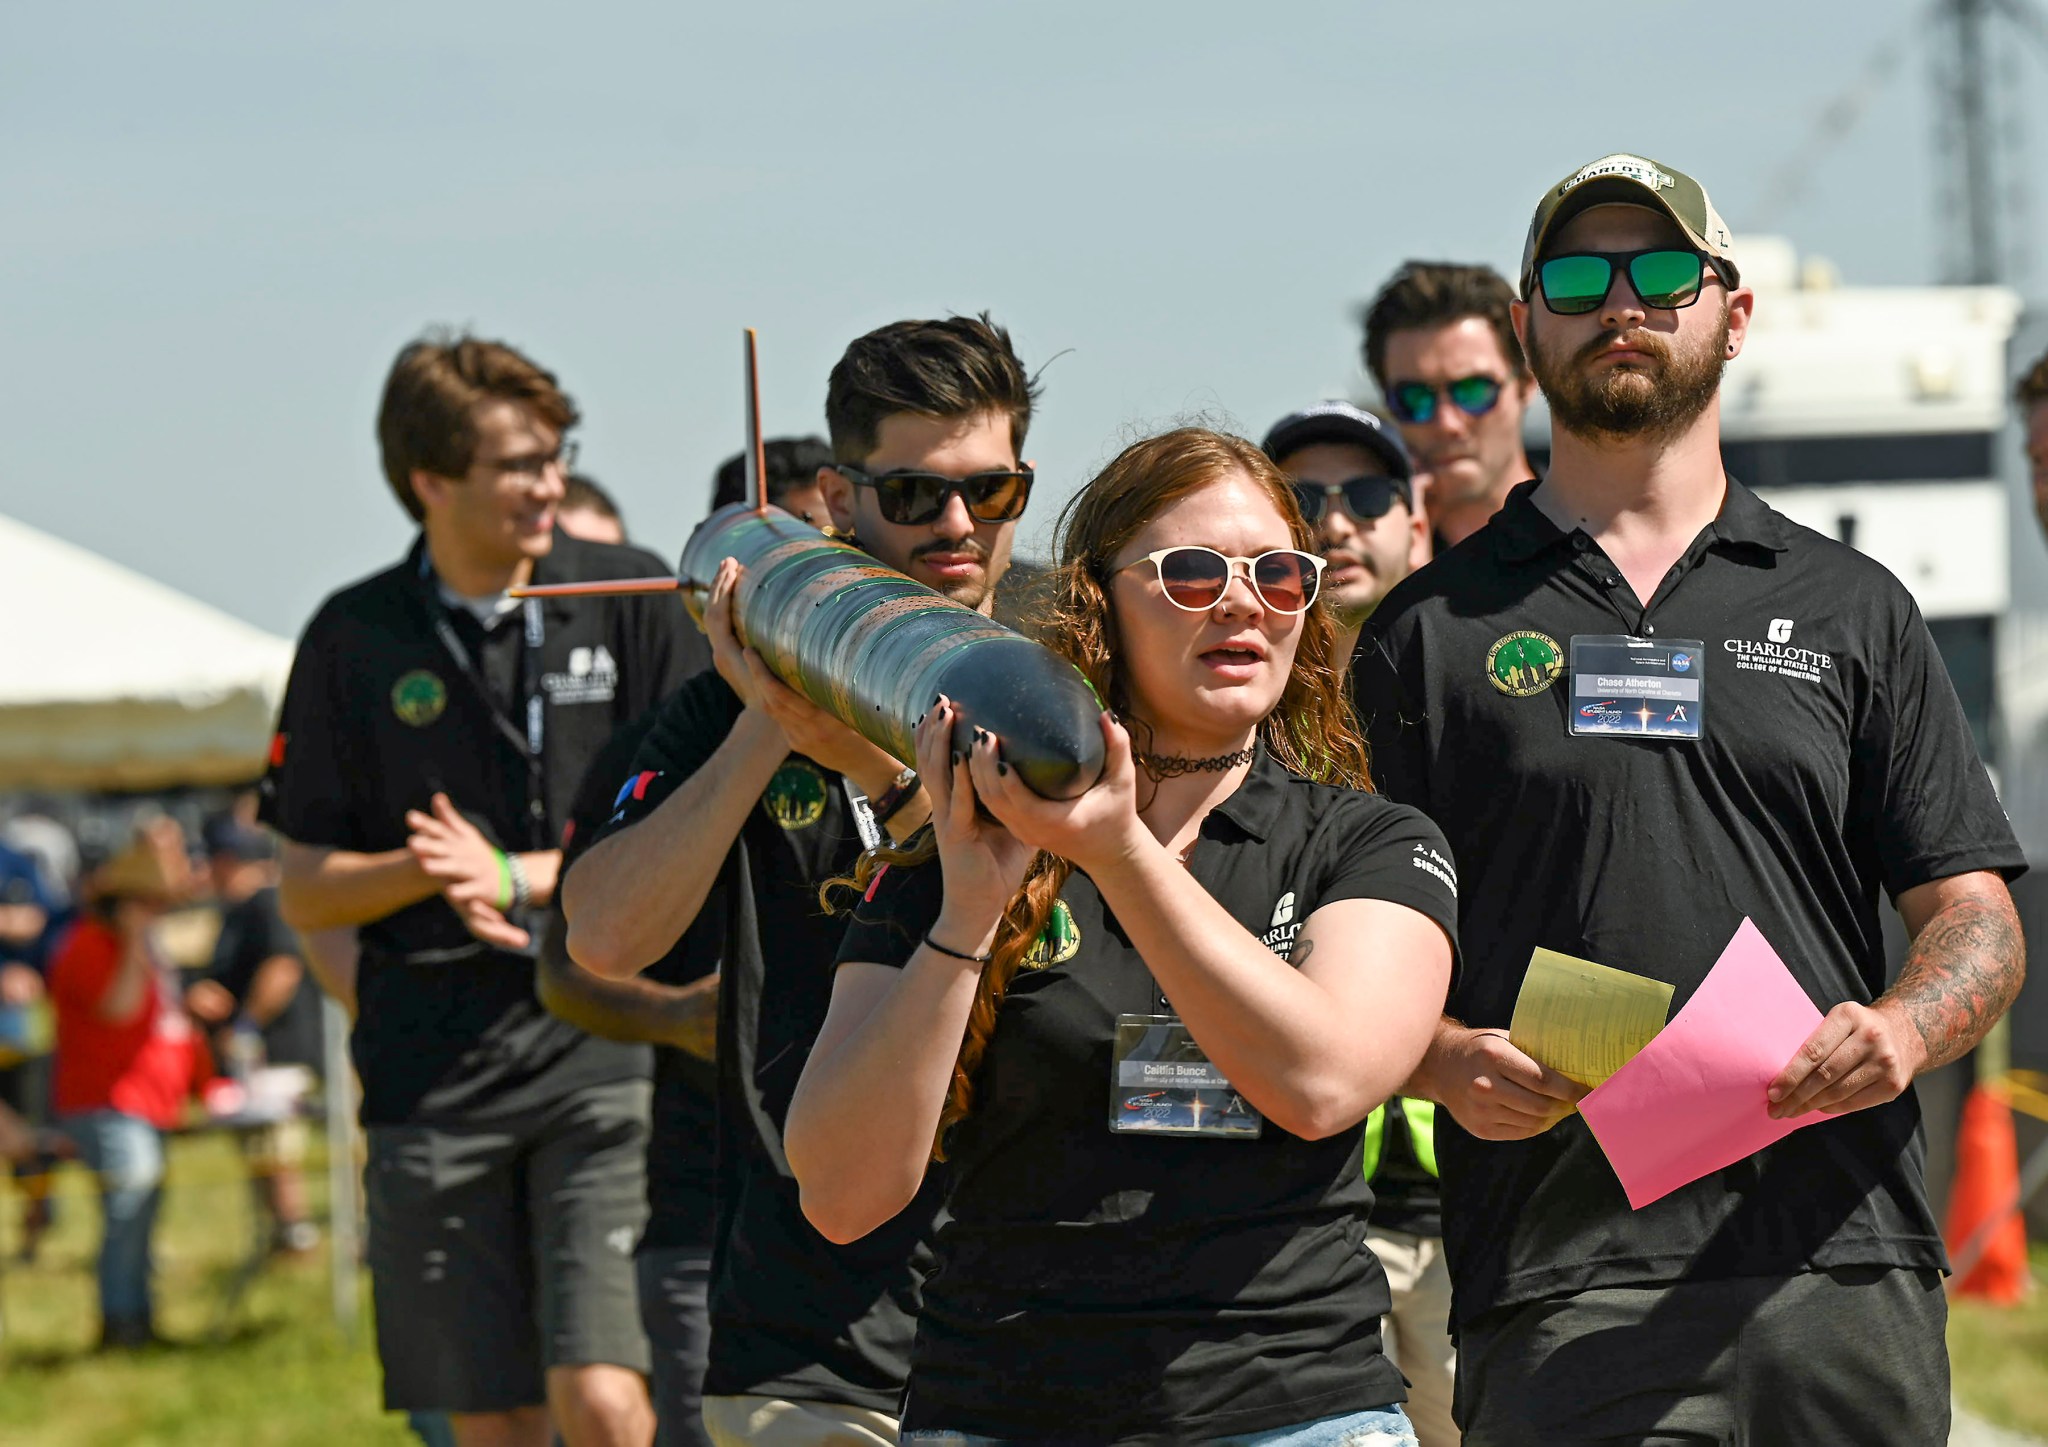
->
xmin=1768 ymin=618 xmax=1794 ymax=643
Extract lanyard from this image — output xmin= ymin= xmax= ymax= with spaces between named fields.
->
xmin=841 ymin=777 xmax=881 ymax=851
xmin=418 ymin=555 xmax=552 ymax=850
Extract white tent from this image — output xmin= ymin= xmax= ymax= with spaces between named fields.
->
xmin=0 ymin=512 xmax=292 ymax=791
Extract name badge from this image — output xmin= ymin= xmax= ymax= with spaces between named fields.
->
xmin=1569 ymin=634 xmax=1705 ymax=740
xmin=1109 ymin=1014 xmax=1262 ymax=1139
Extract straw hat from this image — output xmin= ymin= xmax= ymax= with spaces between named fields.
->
xmin=91 ymin=820 xmax=194 ymax=902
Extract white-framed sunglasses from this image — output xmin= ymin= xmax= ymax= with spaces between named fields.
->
xmin=1116 ymin=546 xmax=1327 ymax=615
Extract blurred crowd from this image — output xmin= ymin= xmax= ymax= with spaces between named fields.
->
xmin=0 ymin=795 xmax=324 ymax=1347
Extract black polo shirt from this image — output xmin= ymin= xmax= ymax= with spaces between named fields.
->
xmin=1356 ymin=477 xmax=2026 ymax=1328
xmin=836 ymin=747 xmax=1462 ymax=1445
xmin=207 ymin=885 xmax=324 ymax=1071
xmin=555 ymin=712 xmax=717 ymax=1253
xmin=584 ymin=669 xmax=945 ymax=1414
xmin=260 ymin=531 xmax=705 ymax=1127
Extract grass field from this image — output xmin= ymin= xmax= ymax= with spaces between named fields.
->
xmin=0 ymin=1128 xmax=414 ymax=1447
xmin=0 ymin=1130 xmax=2043 ymax=1444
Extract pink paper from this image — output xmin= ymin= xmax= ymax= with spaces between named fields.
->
xmin=1579 ymin=919 xmax=1829 ymax=1210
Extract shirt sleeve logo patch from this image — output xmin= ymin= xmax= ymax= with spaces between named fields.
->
xmin=1021 ymin=899 xmax=1081 ymax=969
xmin=1487 ymin=631 xmax=1564 ymax=696
xmin=763 ymin=759 xmax=828 ymax=831
xmin=612 ymin=770 xmax=660 ymax=809
xmin=390 ymin=670 xmax=448 ymax=727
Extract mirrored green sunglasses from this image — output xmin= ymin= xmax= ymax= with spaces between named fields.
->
xmin=1537 ymin=248 xmax=1725 ymax=316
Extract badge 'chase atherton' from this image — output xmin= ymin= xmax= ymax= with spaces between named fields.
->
xmin=763 ymin=759 xmax=828 ymax=832
xmin=391 ymin=669 xmax=448 ymax=727
xmin=1487 ymin=631 xmax=1563 ymax=697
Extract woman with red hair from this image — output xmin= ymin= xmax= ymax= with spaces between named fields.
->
xmin=787 ymin=428 xmax=1458 ymax=1445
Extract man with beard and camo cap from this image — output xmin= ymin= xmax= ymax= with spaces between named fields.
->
xmin=1353 ymin=153 xmax=2027 ymax=1445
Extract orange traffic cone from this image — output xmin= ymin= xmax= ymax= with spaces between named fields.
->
xmin=1944 ymin=1084 xmax=2030 ymax=1304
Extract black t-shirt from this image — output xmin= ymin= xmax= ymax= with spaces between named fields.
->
xmin=554 ymin=712 xmax=716 ymax=1253
xmin=1356 ymin=478 xmax=2027 ymax=1327
xmin=836 ymin=747 xmax=1462 ymax=1445
xmin=260 ymin=531 xmax=707 ymax=1126
xmin=208 ymin=886 xmax=324 ymax=1070
xmin=588 ymin=669 xmax=944 ymax=1412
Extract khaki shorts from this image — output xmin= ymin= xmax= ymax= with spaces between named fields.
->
xmin=238 ymin=1117 xmax=310 ymax=1171
xmin=702 ymin=1394 xmax=900 ymax=1447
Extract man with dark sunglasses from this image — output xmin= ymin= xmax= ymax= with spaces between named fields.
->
xmin=1359 ymin=153 xmax=2026 ymax=1446
xmin=1261 ymin=402 xmax=1426 ymax=663
xmin=564 ymin=313 xmax=1038 ymax=1447
xmin=1362 ymin=263 xmax=1539 ymax=552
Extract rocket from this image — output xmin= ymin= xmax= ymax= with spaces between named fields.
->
xmin=517 ymin=331 xmax=1106 ymax=800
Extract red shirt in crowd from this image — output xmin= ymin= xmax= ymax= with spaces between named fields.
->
xmin=49 ymin=916 xmax=208 ymax=1128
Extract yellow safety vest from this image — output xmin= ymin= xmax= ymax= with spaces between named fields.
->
xmin=1361 ymin=1095 xmax=1439 ymax=1180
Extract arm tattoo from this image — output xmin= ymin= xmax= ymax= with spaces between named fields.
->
xmin=1883 ymin=892 xmax=2025 ymax=1070
xmin=1289 ymin=938 xmax=1316 ymax=968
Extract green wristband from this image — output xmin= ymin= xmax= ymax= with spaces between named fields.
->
xmin=493 ymin=849 xmax=514 ymax=911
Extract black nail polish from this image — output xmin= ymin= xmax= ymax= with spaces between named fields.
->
xmin=914 ymin=713 xmax=925 ymax=727
xmin=996 ymin=762 xmax=1009 ymax=777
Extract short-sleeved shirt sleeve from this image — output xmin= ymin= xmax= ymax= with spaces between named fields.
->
xmin=260 ymin=608 xmax=366 ymax=848
xmin=1308 ymin=795 xmax=1461 ymax=977
xmin=835 ymin=854 xmax=946 ymax=972
xmin=588 ymin=672 xmax=745 ymax=845
xmin=1854 ymin=596 xmax=2024 ymax=897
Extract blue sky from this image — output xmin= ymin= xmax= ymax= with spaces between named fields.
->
xmin=6 ymin=0 xmax=2044 ymax=635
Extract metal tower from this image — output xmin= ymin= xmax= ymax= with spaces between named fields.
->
xmin=1930 ymin=0 xmax=2046 ymax=285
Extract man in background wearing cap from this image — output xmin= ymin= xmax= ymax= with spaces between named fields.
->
xmin=1262 ymin=402 xmax=1427 ymax=662
xmin=1357 ymin=153 xmax=2026 ymax=1444
xmin=1362 ymin=264 xmax=1539 ymax=551
xmin=185 ymin=812 xmax=324 ymax=1257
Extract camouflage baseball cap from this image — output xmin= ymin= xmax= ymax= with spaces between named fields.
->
xmin=1519 ymin=152 xmax=1738 ymax=298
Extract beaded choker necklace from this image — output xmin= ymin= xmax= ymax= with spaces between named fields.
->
xmin=1133 ymin=745 xmax=1255 ymax=781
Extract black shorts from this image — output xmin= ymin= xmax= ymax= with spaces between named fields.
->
xmin=1455 ymin=1265 xmax=1948 ymax=1447
xmin=366 ymin=1077 xmax=654 ymax=1413
xmin=639 ymin=1245 xmax=714 ymax=1447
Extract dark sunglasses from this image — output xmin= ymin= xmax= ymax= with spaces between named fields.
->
xmin=1118 ymin=546 xmax=1326 ymax=615
xmin=1386 ymin=375 xmax=1504 ymax=425
xmin=835 ymin=463 xmax=1033 ymax=526
xmin=1538 ymin=248 xmax=1725 ymax=316
xmin=1291 ymin=475 xmax=1409 ymax=525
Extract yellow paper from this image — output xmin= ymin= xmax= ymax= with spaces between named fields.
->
xmin=1509 ymin=948 xmax=1674 ymax=1089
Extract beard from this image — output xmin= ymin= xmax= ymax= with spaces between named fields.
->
xmin=1531 ymin=304 xmax=1729 ymax=445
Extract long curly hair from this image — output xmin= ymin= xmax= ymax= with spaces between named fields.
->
xmin=838 ymin=426 xmax=1372 ymax=1158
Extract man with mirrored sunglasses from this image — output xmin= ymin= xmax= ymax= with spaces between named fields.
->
xmin=1363 ymin=264 xmax=1539 ymax=553
xmin=564 ymin=312 xmax=1039 ymax=1447
xmin=1356 ymin=152 xmax=2026 ymax=1447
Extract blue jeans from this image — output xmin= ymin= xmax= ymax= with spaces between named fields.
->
xmin=65 ymin=1110 xmax=165 ymax=1329
xmin=903 ymin=1404 xmax=1417 ymax=1446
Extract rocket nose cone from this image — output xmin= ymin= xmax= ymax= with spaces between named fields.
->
xmin=939 ymin=643 xmax=1106 ymax=800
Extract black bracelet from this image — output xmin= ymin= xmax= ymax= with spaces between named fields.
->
xmin=922 ymin=931 xmax=991 ymax=964
xmin=871 ymin=767 xmax=921 ymax=825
